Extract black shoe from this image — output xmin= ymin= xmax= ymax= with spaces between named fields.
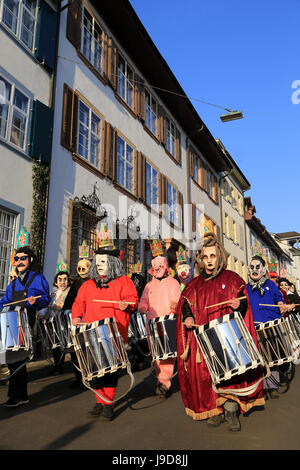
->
xmin=155 ymin=383 xmax=172 ymax=399
xmin=89 ymin=403 xmax=103 ymax=417
xmin=100 ymin=405 xmax=114 ymax=421
xmin=68 ymin=379 xmax=84 ymax=389
xmin=3 ymin=398 xmax=29 ymax=408
xmin=207 ymin=414 xmax=225 ymax=427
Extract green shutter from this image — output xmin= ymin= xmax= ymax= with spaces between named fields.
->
xmin=29 ymin=100 xmax=54 ymax=164
xmin=35 ymin=0 xmax=57 ymax=71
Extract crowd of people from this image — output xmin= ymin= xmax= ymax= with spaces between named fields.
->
xmin=0 ymin=234 xmax=299 ymax=431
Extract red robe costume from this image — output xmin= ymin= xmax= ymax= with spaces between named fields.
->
xmin=72 ymin=275 xmax=138 ymax=342
xmin=176 ymin=269 xmax=264 ymax=421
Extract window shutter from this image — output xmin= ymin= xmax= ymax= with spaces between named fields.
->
xmin=61 ymin=84 xmax=78 ymax=152
xmin=239 ymin=225 xmax=245 ymax=250
xmin=66 ymin=0 xmax=82 ymax=49
xmin=222 ymin=211 xmax=226 ymax=235
xmin=159 ymin=173 xmax=167 ymax=215
xmin=35 ymin=0 xmax=57 ymax=71
xmin=134 ymin=74 xmax=145 ymax=120
xmin=29 ymin=100 xmax=54 ymax=164
xmin=212 ymin=174 xmax=219 ymax=203
xmin=176 ymin=128 xmax=181 ymax=165
xmin=192 ymin=203 xmax=196 ymax=234
xmin=136 ymin=152 xmax=146 ymax=201
xmin=177 ymin=190 xmax=183 ymax=229
xmin=158 ymin=105 xmax=166 ymax=145
xmin=105 ymin=37 xmax=117 ymax=89
xmin=102 ymin=122 xmax=116 ymax=180
xmin=189 ymin=148 xmax=193 ymax=177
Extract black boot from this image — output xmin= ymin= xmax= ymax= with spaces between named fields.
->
xmin=224 ymin=400 xmax=241 ymax=432
xmin=100 ymin=405 xmax=114 ymax=421
xmin=89 ymin=403 xmax=103 ymax=417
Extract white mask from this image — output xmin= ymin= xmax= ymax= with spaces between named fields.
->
xmin=249 ymin=258 xmax=266 ymax=281
xmin=96 ymin=254 xmax=108 ymax=277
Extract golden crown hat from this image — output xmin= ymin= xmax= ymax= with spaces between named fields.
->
xmin=57 ymin=261 xmax=68 ymax=272
xmin=16 ymin=226 xmax=30 ymax=248
xmin=96 ymin=223 xmax=115 ymax=249
xmin=150 ymin=239 xmax=163 ymax=258
xmin=176 ymin=246 xmax=187 ymax=264
xmin=198 ymin=217 xmax=214 ymax=237
xmin=78 ymin=240 xmax=94 ymax=259
xmin=129 ymin=260 xmax=143 ymax=275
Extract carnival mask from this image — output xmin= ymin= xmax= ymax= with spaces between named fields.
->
xmin=77 ymin=259 xmax=91 ymax=278
xmin=249 ymin=258 xmax=266 ymax=281
xmin=177 ymin=264 xmax=192 ymax=284
xmin=56 ymin=273 xmax=69 ymax=291
xmin=148 ymin=256 xmax=170 ymax=279
xmin=202 ymin=246 xmax=217 ymax=274
xmin=96 ymin=254 xmax=108 ymax=277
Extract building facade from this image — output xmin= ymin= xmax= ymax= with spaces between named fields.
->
xmin=43 ymin=0 xmax=231 ymax=283
xmin=0 ymin=0 xmax=57 ymax=293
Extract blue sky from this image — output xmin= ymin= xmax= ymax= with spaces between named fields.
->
xmin=129 ymin=0 xmax=300 ymax=234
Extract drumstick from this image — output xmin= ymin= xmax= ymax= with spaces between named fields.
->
xmin=92 ymin=299 xmax=136 ymax=304
xmin=205 ymin=296 xmax=247 ymax=309
xmin=259 ymin=303 xmax=300 ymax=307
xmin=3 ymin=295 xmax=42 ymax=307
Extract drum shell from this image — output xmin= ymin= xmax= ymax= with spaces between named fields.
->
xmin=0 ymin=308 xmax=32 ymax=364
xmin=194 ymin=312 xmax=264 ymax=384
xmin=146 ymin=314 xmax=177 ymax=362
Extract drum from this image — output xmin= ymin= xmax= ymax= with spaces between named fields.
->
xmin=146 ymin=314 xmax=177 ymax=362
xmin=59 ymin=310 xmax=76 ymax=352
xmin=71 ymin=317 xmax=129 ymax=382
xmin=194 ymin=312 xmax=264 ymax=385
xmin=0 ymin=307 xmax=32 ymax=364
xmin=128 ymin=312 xmax=147 ymax=343
xmin=38 ymin=308 xmax=63 ymax=351
xmin=255 ymin=316 xmax=298 ymax=367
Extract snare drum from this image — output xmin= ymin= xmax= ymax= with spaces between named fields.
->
xmin=194 ymin=312 xmax=264 ymax=385
xmin=0 ymin=307 xmax=32 ymax=364
xmin=38 ymin=308 xmax=63 ymax=351
xmin=128 ymin=312 xmax=147 ymax=343
xmin=146 ymin=314 xmax=177 ymax=362
xmin=255 ymin=316 xmax=297 ymax=367
xmin=59 ymin=310 xmax=76 ymax=352
xmin=71 ymin=316 xmax=129 ymax=382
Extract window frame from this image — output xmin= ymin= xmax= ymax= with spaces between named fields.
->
xmin=145 ymin=89 xmax=158 ymax=137
xmin=0 ymin=0 xmax=38 ymax=52
xmin=165 ymin=115 xmax=176 ymax=157
xmin=116 ymin=132 xmax=135 ymax=194
xmin=80 ymin=6 xmax=104 ymax=75
xmin=0 ymin=206 xmax=17 ymax=293
xmin=117 ymin=53 xmax=134 ymax=110
xmin=77 ymin=96 xmax=103 ymax=170
xmin=145 ymin=160 xmax=159 ymax=209
xmin=0 ymin=73 xmax=31 ymax=152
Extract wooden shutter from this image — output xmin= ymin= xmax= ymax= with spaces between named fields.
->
xmin=134 ymin=74 xmax=145 ymax=120
xmin=61 ymin=84 xmax=78 ymax=152
xmin=29 ymin=100 xmax=54 ymax=163
xmin=105 ymin=37 xmax=117 ymax=89
xmin=189 ymin=148 xmax=194 ymax=178
xmin=212 ymin=174 xmax=219 ymax=203
xmin=176 ymin=128 xmax=182 ymax=164
xmin=35 ymin=0 xmax=57 ymax=71
xmin=216 ymin=225 xmax=221 ymax=242
xmin=66 ymin=0 xmax=82 ymax=49
xmin=192 ymin=203 xmax=196 ymax=234
xmin=177 ymin=190 xmax=183 ymax=229
xmin=159 ymin=174 xmax=167 ymax=216
xmin=102 ymin=122 xmax=116 ymax=180
xmin=136 ymin=152 xmax=146 ymax=201
xmin=158 ymin=105 xmax=166 ymax=145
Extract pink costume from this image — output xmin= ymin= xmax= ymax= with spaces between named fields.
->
xmin=138 ymin=256 xmax=181 ymax=392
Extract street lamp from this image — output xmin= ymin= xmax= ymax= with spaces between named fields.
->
xmin=220 ymin=109 xmax=243 ymax=122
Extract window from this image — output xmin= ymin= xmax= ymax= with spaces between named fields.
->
xmin=207 ymin=171 xmax=213 ymax=198
xmin=0 ymin=208 xmax=16 ymax=292
xmin=166 ymin=116 xmax=176 ymax=156
xmin=81 ymin=8 xmax=103 ymax=74
xmin=145 ymin=90 xmax=157 ymax=136
xmin=0 ymin=75 xmax=30 ymax=150
xmin=117 ymin=55 xmax=134 ymax=108
xmin=146 ymin=161 xmax=158 ymax=208
xmin=116 ymin=135 xmax=134 ymax=192
xmin=224 ymin=213 xmax=230 ymax=239
xmin=167 ymin=181 xmax=177 ymax=224
xmin=77 ymin=100 xmax=102 ymax=168
xmin=0 ymin=0 xmax=37 ymax=51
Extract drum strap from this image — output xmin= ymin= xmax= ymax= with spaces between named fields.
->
xmin=213 ymin=363 xmax=271 ymax=397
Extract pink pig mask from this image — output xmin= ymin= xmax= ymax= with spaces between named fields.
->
xmin=148 ymin=256 xmax=170 ymax=279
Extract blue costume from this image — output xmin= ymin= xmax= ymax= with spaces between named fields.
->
xmin=246 ymin=279 xmax=284 ymax=323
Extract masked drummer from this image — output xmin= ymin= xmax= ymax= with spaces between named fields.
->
xmin=0 ymin=246 xmax=51 ymax=408
xmin=71 ymin=245 xmax=138 ymax=421
xmin=247 ymin=257 xmax=294 ymax=399
xmin=176 ymin=232 xmax=264 ymax=432
xmin=138 ymin=255 xmax=181 ymax=398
